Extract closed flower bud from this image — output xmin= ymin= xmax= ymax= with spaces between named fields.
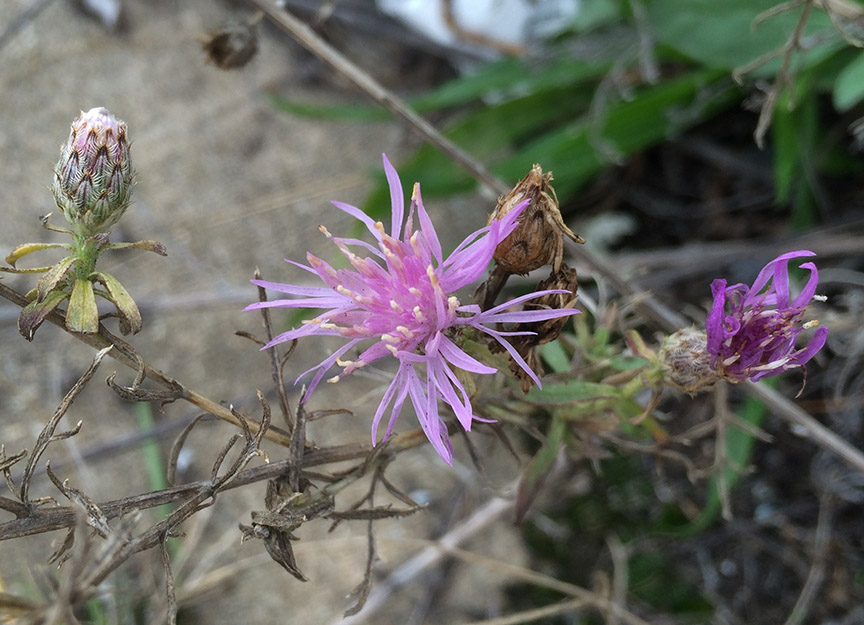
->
xmin=489 ymin=164 xmax=584 ymax=275
xmin=52 ymin=107 xmax=134 ymax=236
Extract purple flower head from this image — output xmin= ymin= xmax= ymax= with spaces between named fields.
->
xmin=706 ymin=250 xmax=827 ymax=383
xmin=247 ymin=155 xmax=579 ymax=463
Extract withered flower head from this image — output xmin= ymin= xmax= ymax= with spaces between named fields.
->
xmin=200 ymin=19 xmax=259 ymax=70
xmin=489 ymin=164 xmax=584 ymax=275
xmin=492 ymin=265 xmax=579 ymax=393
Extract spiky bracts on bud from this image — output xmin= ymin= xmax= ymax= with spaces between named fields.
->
xmin=2 ymin=108 xmax=165 ymax=340
xmin=53 ymin=108 xmax=134 ymax=237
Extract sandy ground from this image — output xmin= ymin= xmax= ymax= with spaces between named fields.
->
xmin=0 ymin=1 xmax=525 ymax=622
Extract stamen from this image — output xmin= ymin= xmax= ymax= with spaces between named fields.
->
xmin=390 ymin=300 xmax=404 ymax=312
xmin=426 ymin=265 xmax=441 ymax=291
xmin=327 ymin=375 xmax=340 ymax=384
xmin=396 ymin=325 xmax=414 ymax=338
xmin=335 ymin=357 xmax=354 ymax=368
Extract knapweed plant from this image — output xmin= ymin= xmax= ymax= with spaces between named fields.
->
xmin=0 ymin=106 xmax=837 ymax=624
xmin=0 ymin=108 xmax=165 ymax=339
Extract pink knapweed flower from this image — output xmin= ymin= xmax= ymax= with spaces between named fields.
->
xmin=247 ymin=155 xmax=578 ymax=463
xmin=706 ymin=250 xmax=827 ymax=383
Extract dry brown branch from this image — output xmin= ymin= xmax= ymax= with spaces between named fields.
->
xmin=0 ymin=281 xmax=292 ymax=447
xmin=18 ymin=346 xmax=111 ymax=507
xmin=457 ymin=599 xmax=590 ymax=625
xmin=253 ymin=267 xmax=295 ymax=431
xmin=0 ymin=429 xmax=428 ymax=542
xmin=732 ymin=0 xmax=815 ymax=148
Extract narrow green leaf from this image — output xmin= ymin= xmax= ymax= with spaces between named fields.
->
xmin=36 ymin=256 xmax=77 ymax=302
xmin=647 ymin=0 xmax=841 ymax=73
xmin=92 ymin=272 xmax=142 ymax=335
xmin=539 ymin=340 xmax=570 ymax=374
xmin=67 ymin=279 xmax=99 ymax=334
xmin=834 ymin=50 xmax=864 ymax=112
xmin=515 ymin=416 xmax=566 ymax=524
xmin=17 ymin=290 xmax=69 ymax=341
xmin=5 ymin=242 xmax=70 ymax=267
xmin=105 ymin=240 xmax=167 ymax=256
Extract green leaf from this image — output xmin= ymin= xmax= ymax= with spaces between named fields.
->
xmin=515 ymin=416 xmax=566 ymax=524
xmin=772 ymin=86 xmax=821 ymax=228
xmin=5 ymin=242 xmax=70 ymax=267
xmin=526 ymin=379 xmax=620 ymax=406
xmin=35 ymin=256 xmax=77 ymax=302
xmin=495 ymin=70 xmax=737 ymax=200
xmin=104 ymin=240 xmax=167 ymax=255
xmin=834 ymin=50 xmax=864 ymax=112
xmin=67 ymin=279 xmax=99 ymax=334
xmin=678 ymin=394 xmax=767 ymax=535
xmin=647 ymin=0 xmax=841 ymax=73
xmin=92 ymin=272 xmax=142 ymax=335
xmin=274 ymin=56 xmax=610 ymax=124
xmin=17 ymin=290 xmax=69 ymax=341
xmin=538 ymin=340 xmax=571 ymax=374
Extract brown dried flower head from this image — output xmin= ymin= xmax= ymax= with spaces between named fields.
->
xmin=489 ymin=164 xmax=584 ymax=274
xmin=495 ymin=265 xmax=579 ymax=393
xmin=200 ymin=19 xmax=259 ymax=70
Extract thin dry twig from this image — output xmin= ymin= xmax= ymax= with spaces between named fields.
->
xmin=783 ymin=492 xmax=835 ymax=625
xmin=732 ymin=0 xmax=815 ymax=148
xmin=455 ymin=598 xmax=590 ymax=625
xmin=19 ymin=346 xmax=112 ymax=507
xmin=239 ymin=0 xmax=507 ymax=196
xmin=0 ymin=428 xmax=429 ymax=542
xmin=0 ymin=282 xmax=292 ymax=447
xmin=606 ymin=533 xmax=629 ymax=625
xmin=253 ymin=267 xmax=295 ymax=431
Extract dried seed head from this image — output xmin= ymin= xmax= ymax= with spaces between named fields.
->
xmin=52 ymin=108 xmax=134 ymax=236
xmin=489 ymin=164 xmax=584 ymax=274
xmin=492 ymin=265 xmax=579 ymax=393
xmin=658 ymin=327 xmax=717 ymax=394
xmin=200 ymin=20 xmax=259 ymax=70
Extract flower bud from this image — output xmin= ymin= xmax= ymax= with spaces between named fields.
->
xmin=658 ymin=328 xmax=716 ymax=394
xmin=489 ymin=164 xmax=584 ymax=274
xmin=52 ymin=108 xmax=134 ymax=236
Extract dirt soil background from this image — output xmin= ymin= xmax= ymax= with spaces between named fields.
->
xmin=0 ymin=1 xmax=529 ymax=622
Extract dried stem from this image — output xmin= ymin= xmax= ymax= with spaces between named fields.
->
xmin=239 ymin=0 xmax=508 ymax=197
xmin=0 ymin=281 xmax=291 ymax=447
xmin=0 ymin=428 xmax=428 ymax=541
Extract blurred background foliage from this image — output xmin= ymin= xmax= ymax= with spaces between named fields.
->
xmin=277 ymin=0 xmax=864 ymax=234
